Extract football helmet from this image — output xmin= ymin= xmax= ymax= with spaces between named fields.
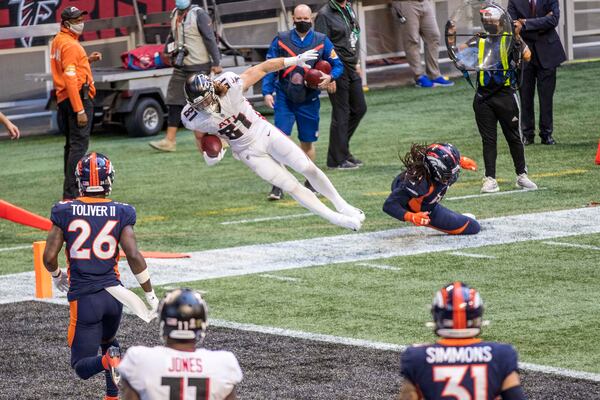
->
xmin=424 ymin=143 xmax=461 ymax=185
xmin=75 ymin=152 xmax=115 ymax=195
xmin=184 ymin=73 xmax=219 ymax=113
xmin=431 ymin=281 xmax=484 ymax=338
xmin=159 ymin=288 xmax=208 ymax=342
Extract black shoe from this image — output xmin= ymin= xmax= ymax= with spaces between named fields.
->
xmin=328 ymin=160 xmax=359 ymax=170
xmin=541 ymin=135 xmax=556 ymax=145
xmin=348 ymin=155 xmax=363 ymax=166
xmin=268 ymin=186 xmax=283 ymax=201
xmin=304 ymin=180 xmax=320 ymax=196
xmin=523 ymin=136 xmax=534 ymax=145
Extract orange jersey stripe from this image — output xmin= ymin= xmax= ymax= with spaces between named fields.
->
xmin=68 ymin=300 xmax=78 ymax=347
xmin=408 ymin=185 xmax=435 ymax=212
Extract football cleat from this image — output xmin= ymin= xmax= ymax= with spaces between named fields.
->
xmin=268 ymin=186 xmax=284 ymax=201
xmin=481 ymin=176 xmax=500 ymax=193
xmin=334 ymin=214 xmax=362 ymax=231
xmin=102 ymin=346 xmax=121 ymax=386
xmin=339 ymin=205 xmax=366 ymax=223
xmin=516 ymin=173 xmax=538 ymax=190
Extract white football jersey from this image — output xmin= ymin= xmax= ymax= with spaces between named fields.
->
xmin=181 ymin=71 xmax=270 ymax=152
xmin=118 ymin=345 xmax=243 ymax=400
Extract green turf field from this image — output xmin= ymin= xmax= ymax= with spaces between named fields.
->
xmin=1 ymin=61 xmax=599 ymax=373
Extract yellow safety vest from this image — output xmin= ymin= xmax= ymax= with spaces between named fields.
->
xmin=478 ymin=34 xmax=511 ymax=87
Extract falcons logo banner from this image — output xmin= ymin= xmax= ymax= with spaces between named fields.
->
xmin=7 ymin=0 xmax=60 ymax=47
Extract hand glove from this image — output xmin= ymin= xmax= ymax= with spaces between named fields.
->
xmin=404 ymin=211 xmax=431 ymax=226
xmin=144 ymin=290 xmax=159 ymax=312
xmin=203 ymin=148 xmax=226 ymax=167
xmin=284 ymin=49 xmax=319 ymax=68
xmin=51 ymin=269 xmax=69 ymax=292
xmin=459 ymin=156 xmax=478 ymax=171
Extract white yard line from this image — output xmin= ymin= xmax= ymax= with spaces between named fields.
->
xmin=220 ymin=213 xmax=313 ymax=225
xmin=542 ymin=241 xmax=600 ymax=251
xmin=0 ymin=245 xmax=32 ymax=253
xmin=449 ymin=251 xmax=497 ymax=259
xmin=258 ymin=274 xmax=300 ymax=282
xmin=356 ymin=262 xmax=402 ymax=271
xmin=208 ymin=319 xmax=600 ymax=382
xmin=446 ymin=188 xmax=547 ymax=201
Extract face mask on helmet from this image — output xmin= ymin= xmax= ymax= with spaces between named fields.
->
xmin=185 ymin=74 xmax=220 ymax=113
xmin=430 ymin=281 xmax=484 ymax=339
xmin=425 ymin=143 xmax=461 ymax=186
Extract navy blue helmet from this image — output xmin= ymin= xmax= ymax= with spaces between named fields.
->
xmin=424 ymin=143 xmax=461 ymax=185
xmin=432 ymin=281 xmax=484 ymax=338
xmin=159 ymin=288 xmax=208 ymax=342
xmin=184 ymin=73 xmax=218 ymax=112
xmin=75 ymin=152 xmax=115 ymax=195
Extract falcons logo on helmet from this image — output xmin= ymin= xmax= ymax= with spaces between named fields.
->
xmin=8 ymin=0 xmax=60 ymax=47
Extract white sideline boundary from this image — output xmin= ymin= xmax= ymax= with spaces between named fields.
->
xmin=0 ymin=245 xmax=32 ymax=253
xmin=356 ymin=262 xmax=402 ymax=271
xmin=450 ymin=251 xmax=497 ymax=259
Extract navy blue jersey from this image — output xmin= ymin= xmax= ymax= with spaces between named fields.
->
xmin=383 ymin=172 xmax=449 ymax=221
xmin=50 ymin=197 xmax=136 ymax=301
xmin=401 ymin=339 xmax=519 ymax=400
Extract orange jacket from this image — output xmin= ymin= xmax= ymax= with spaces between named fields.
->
xmin=50 ymin=28 xmax=96 ymax=113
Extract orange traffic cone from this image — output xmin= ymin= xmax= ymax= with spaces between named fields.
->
xmin=596 ymin=139 xmax=600 ymax=165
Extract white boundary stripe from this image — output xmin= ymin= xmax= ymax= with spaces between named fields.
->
xmin=542 ymin=241 xmax=600 ymax=251
xmin=0 ymin=245 xmax=32 ymax=253
xmin=356 ymin=262 xmax=402 ymax=271
xmin=446 ymin=188 xmax=547 ymax=201
xmin=449 ymin=251 xmax=497 ymax=259
xmin=220 ymin=213 xmax=313 ymax=225
xmin=208 ymin=319 xmax=600 ymax=382
xmin=258 ymin=274 xmax=300 ymax=282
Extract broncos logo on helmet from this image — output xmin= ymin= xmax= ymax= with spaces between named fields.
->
xmin=75 ymin=152 xmax=115 ymax=196
xmin=184 ymin=73 xmax=219 ymax=113
xmin=424 ymin=143 xmax=461 ymax=185
xmin=159 ymin=288 xmax=208 ymax=342
xmin=431 ymin=281 xmax=484 ymax=339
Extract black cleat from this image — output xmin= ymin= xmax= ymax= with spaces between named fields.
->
xmin=304 ymin=180 xmax=320 ymax=196
xmin=541 ymin=135 xmax=556 ymax=145
xmin=268 ymin=186 xmax=283 ymax=201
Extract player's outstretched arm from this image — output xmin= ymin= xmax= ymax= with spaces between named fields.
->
xmin=121 ymin=378 xmax=140 ymax=400
xmin=398 ymin=379 xmax=421 ymax=400
xmin=240 ymin=49 xmax=318 ymax=91
xmin=120 ymin=225 xmax=159 ymax=311
xmin=43 ymin=225 xmax=69 ymax=292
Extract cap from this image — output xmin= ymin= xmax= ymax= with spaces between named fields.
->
xmin=480 ymin=6 xmax=503 ymax=21
xmin=61 ymin=6 xmax=88 ymax=21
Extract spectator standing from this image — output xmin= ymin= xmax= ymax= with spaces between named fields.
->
xmin=0 ymin=112 xmax=20 ymax=139
xmin=390 ymin=0 xmax=454 ymax=88
xmin=262 ymin=4 xmax=344 ymax=200
xmin=315 ymin=0 xmax=367 ymax=170
xmin=508 ymin=0 xmax=566 ymax=145
xmin=149 ymin=0 xmax=221 ymax=152
xmin=50 ymin=6 xmax=101 ymax=200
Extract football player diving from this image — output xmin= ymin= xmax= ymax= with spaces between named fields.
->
xmin=180 ymin=50 xmax=365 ymax=231
xmin=119 ymin=288 xmax=243 ymax=400
xmin=399 ymin=282 xmax=526 ymax=400
xmin=383 ymin=143 xmax=480 ymax=235
xmin=43 ymin=152 xmax=159 ymax=400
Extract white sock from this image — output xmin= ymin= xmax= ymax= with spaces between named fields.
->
xmin=302 ymin=165 xmax=350 ymax=212
xmin=288 ymin=184 xmax=347 ymax=226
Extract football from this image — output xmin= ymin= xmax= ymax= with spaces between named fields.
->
xmin=201 ymin=134 xmax=222 ymax=157
xmin=304 ymin=69 xmax=323 ymax=89
xmin=314 ymin=60 xmax=332 ymax=75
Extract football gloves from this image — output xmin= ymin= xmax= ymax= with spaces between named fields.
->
xmin=51 ymin=269 xmax=69 ymax=292
xmin=203 ymin=148 xmax=226 ymax=167
xmin=144 ymin=290 xmax=160 ymax=312
xmin=284 ymin=49 xmax=319 ymax=69
xmin=404 ymin=211 xmax=431 ymax=226
xmin=459 ymin=156 xmax=478 ymax=171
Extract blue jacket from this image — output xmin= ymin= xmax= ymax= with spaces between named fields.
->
xmin=262 ymin=29 xmax=344 ymax=97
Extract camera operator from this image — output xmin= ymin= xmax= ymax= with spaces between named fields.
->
xmin=149 ymin=0 xmax=221 ymax=152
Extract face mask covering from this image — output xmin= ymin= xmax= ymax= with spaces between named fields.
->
xmin=176 ymin=0 xmax=191 ymax=10
xmin=68 ymin=22 xmax=84 ymax=35
xmin=295 ymin=21 xmax=312 ymax=34
xmin=483 ymin=23 xmax=499 ymax=35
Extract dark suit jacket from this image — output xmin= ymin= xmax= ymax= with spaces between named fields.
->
xmin=507 ymin=0 xmax=567 ymax=69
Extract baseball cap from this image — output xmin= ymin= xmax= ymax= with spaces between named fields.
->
xmin=61 ymin=6 xmax=88 ymax=21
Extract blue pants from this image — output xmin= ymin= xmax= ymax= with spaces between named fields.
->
xmin=274 ymin=90 xmax=320 ymax=143
xmin=68 ymin=289 xmax=122 ymax=396
xmin=428 ymin=204 xmax=480 ymax=235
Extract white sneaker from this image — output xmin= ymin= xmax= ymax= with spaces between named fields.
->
xmin=516 ymin=173 xmax=538 ymax=190
xmin=339 ymin=205 xmax=366 ymax=222
xmin=481 ymin=177 xmax=500 ymax=193
xmin=149 ymin=138 xmax=176 ymax=152
xmin=334 ymin=214 xmax=362 ymax=231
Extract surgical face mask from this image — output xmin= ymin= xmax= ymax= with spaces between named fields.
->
xmin=294 ymin=21 xmax=312 ymax=34
xmin=176 ymin=0 xmax=191 ymax=10
xmin=483 ymin=22 xmax=499 ymax=34
xmin=68 ymin=22 xmax=84 ymax=35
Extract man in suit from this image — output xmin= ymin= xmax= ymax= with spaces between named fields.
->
xmin=508 ymin=0 xmax=566 ymax=145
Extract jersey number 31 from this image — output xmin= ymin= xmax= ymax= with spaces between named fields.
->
xmin=433 ymin=365 xmax=487 ymax=400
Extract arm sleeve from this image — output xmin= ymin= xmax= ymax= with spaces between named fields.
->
xmin=383 ymin=187 xmax=413 ymax=221
xmin=61 ymin=44 xmax=84 ymax=113
xmin=196 ymin=9 xmax=221 ymax=65
xmin=524 ymin=0 xmax=560 ymax=31
xmin=324 ymin=37 xmax=344 ymax=80
xmin=314 ymin=13 xmax=330 ymax=37
xmin=261 ymin=37 xmax=280 ymax=96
